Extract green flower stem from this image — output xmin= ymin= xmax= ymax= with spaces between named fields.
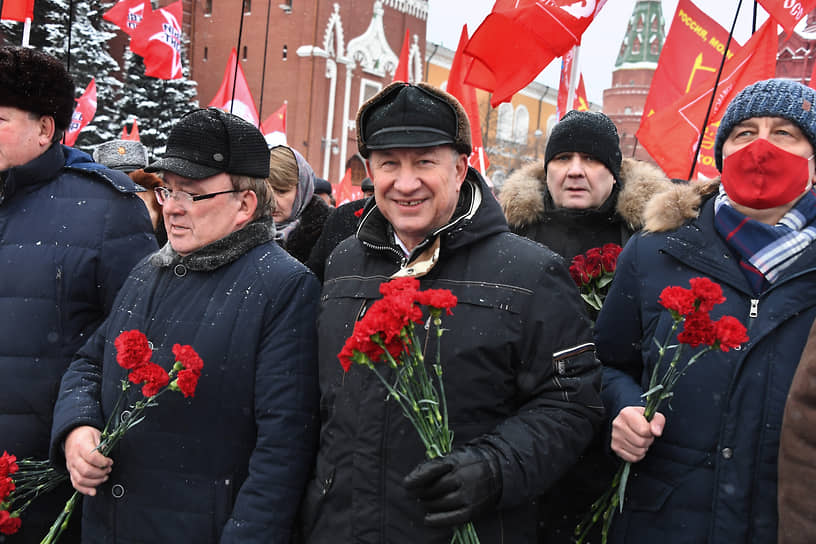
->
xmin=39 ymin=490 xmax=78 ymax=544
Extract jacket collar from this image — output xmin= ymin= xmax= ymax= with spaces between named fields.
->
xmin=150 ymin=218 xmax=276 ymax=272
xmin=1 ymin=142 xmax=65 ymax=204
xmin=355 ymin=167 xmax=507 ymax=265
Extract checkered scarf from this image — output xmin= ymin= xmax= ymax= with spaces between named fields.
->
xmin=714 ymin=186 xmax=816 ymax=294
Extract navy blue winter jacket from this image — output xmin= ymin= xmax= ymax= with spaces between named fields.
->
xmin=595 ymin=194 xmax=816 ymax=543
xmin=0 ymin=143 xmax=156 ymax=541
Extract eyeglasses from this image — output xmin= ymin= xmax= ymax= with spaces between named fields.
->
xmin=154 ymin=186 xmax=240 ymax=206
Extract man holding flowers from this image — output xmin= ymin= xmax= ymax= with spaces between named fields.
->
xmin=49 ymin=109 xmax=320 ymax=543
xmin=595 ymin=79 xmax=816 ymax=543
xmin=301 ymin=82 xmax=604 ymax=543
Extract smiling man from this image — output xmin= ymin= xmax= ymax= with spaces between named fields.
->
xmin=303 ymin=82 xmax=604 ymax=543
xmin=51 ymin=108 xmax=320 ymax=543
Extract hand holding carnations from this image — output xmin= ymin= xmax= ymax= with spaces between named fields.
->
xmin=610 ymin=406 xmax=665 ymax=463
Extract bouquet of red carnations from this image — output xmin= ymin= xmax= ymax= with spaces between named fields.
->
xmin=569 ymin=244 xmax=623 ymax=314
xmin=338 ymin=277 xmax=479 ymax=544
xmin=0 ymin=330 xmax=203 ymax=544
xmin=574 ymin=277 xmax=748 ymax=544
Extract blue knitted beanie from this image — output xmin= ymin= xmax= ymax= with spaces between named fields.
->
xmin=715 ymin=79 xmax=816 ymax=171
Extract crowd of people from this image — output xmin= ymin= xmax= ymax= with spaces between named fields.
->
xmin=1 ymin=43 xmax=815 ymax=544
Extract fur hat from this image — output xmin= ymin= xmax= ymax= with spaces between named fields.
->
xmin=0 ymin=46 xmax=75 ymax=131
xmin=715 ymin=79 xmax=816 ymax=170
xmin=146 ymin=108 xmax=270 ymax=179
xmin=545 ymin=110 xmax=622 ymax=182
xmin=93 ymin=140 xmax=149 ymax=173
xmin=356 ymin=82 xmax=471 ymax=158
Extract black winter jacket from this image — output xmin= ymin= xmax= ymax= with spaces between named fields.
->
xmin=0 ymin=143 xmax=156 ymax=542
xmin=50 ymin=220 xmax=320 ymax=544
xmin=302 ymin=169 xmax=604 ymax=543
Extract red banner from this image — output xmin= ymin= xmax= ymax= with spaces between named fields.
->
xmin=0 ymin=0 xmax=34 ymax=22
xmin=121 ymin=119 xmax=140 ymax=141
xmin=208 ymin=48 xmax=260 ymax=127
xmin=640 ymin=0 xmax=739 ymax=124
xmin=557 ymin=49 xmax=590 ymax=118
xmin=64 ymin=78 xmax=97 ymax=147
xmin=392 ymin=29 xmax=411 ymax=83
xmin=465 ymin=0 xmax=607 ymax=107
xmin=757 ymin=0 xmax=816 ymax=35
xmin=261 ymin=102 xmax=287 ymax=147
xmin=446 ymin=25 xmax=490 ymax=173
xmin=130 ymin=0 xmax=183 ymax=80
xmin=637 ymin=19 xmax=777 ymax=179
xmin=103 ymin=0 xmax=151 ymax=36
xmin=332 ymin=168 xmax=363 ymax=206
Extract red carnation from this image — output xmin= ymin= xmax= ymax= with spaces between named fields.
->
xmin=354 ymin=208 xmax=364 ymax=218
xmin=658 ymin=286 xmax=697 ymax=317
xmin=379 ymin=277 xmax=420 ymax=298
xmin=689 ymin=277 xmax=726 ymax=313
xmin=114 ymin=330 xmax=153 ymax=370
xmin=0 ymin=452 xmax=18 ymax=478
xmin=713 ymin=315 xmax=749 ymax=351
xmin=677 ymin=311 xmax=717 ymax=347
xmin=0 ymin=476 xmax=15 ymax=501
xmin=0 ymin=511 xmax=21 ymax=535
xmin=129 ymin=362 xmax=170 ymax=397
xmin=172 ymin=344 xmax=203 ymax=373
xmin=415 ymin=288 xmax=457 ymax=315
xmin=175 ymin=369 xmax=200 ymax=398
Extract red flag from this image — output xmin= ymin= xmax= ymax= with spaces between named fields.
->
xmin=130 ymin=0 xmax=183 ymax=80
xmin=640 ymin=0 xmax=739 ymax=124
xmin=261 ymin=102 xmax=287 ymax=147
xmin=465 ymin=0 xmax=607 ymax=107
xmin=0 ymin=0 xmax=34 ymax=22
xmin=446 ymin=25 xmax=490 ymax=173
xmin=637 ymin=19 xmax=778 ymax=179
xmin=64 ymin=78 xmax=97 ymax=147
xmin=103 ymin=0 xmax=151 ymax=36
xmin=757 ymin=0 xmax=816 ymax=35
xmin=332 ymin=168 xmax=363 ymax=206
xmin=392 ymin=29 xmax=411 ymax=82
xmin=121 ymin=119 xmax=140 ymax=141
xmin=208 ymin=48 xmax=260 ymax=127
xmin=574 ymin=74 xmax=589 ymax=111
xmin=556 ymin=49 xmax=589 ymax=117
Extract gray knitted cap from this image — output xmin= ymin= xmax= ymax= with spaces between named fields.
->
xmin=715 ymin=79 xmax=816 ymax=171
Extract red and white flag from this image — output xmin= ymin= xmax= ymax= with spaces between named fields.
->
xmin=121 ymin=119 xmax=140 ymax=141
xmin=637 ymin=19 xmax=777 ymax=179
xmin=757 ymin=0 xmax=816 ymax=35
xmin=556 ymin=49 xmax=590 ymax=118
xmin=392 ymin=29 xmax=411 ymax=82
xmin=0 ymin=0 xmax=34 ymax=22
xmin=446 ymin=25 xmax=490 ymax=173
xmin=64 ymin=78 xmax=97 ymax=147
xmin=465 ymin=0 xmax=607 ymax=106
xmin=261 ymin=102 xmax=287 ymax=147
xmin=103 ymin=0 xmax=151 ymax=36
xmin=208 ymin=48 xmax=260 ymax=127
xmin=130 ymin=0 xmax=183 ymax=80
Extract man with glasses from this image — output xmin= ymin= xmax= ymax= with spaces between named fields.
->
xmin=0 ymin=46 xmax=157 ymax=543
xmin=50 ymin=108 xmax=320 ymax=543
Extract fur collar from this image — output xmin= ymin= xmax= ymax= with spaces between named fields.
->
xmin=642 ymin=178 xmax=720 ymax=232
xmin=499 ymin=157 xmax=673 ymax=231
xmin=150 ymin=218 xmax=276 ymax=271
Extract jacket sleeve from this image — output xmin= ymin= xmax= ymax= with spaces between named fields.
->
xmin=99 ymin=192 xmax=158 ymax=314
xmin=475 ymin=253 xmax=605 ymax=509
xmin=220 ymin=269 xmax=321 ymax=544
xmin=594 ymin=234 xmax=648 ymax=422
xmin=49 ymin=324 xmax=108 ymax=464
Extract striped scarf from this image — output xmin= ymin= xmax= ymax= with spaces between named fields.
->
xmin=714 ymin=186 xmax=816 ymax=294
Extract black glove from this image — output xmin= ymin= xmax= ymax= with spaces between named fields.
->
xmin=402 ymin=446 xmax=503 ymax=527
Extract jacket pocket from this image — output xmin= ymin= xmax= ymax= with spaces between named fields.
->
xmin=213 ymin=475 xmax=237 ymax=540
xmin=298 ymin=463 xmax=335 ymax=541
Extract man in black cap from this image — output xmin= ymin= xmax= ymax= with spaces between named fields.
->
xmin=302 ymin=83 xmax=603 ymax=543
xmin=51 ymin=108 xmax=320 ymax=543
xmin=0 ymin=46 xmax=157 ymax=543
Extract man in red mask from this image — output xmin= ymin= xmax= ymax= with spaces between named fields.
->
xmin=592 ymin=78 xmax=816 ymax=543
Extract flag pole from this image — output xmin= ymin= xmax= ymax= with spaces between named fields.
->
xmin=22 ymin=17 xmax=31 ymax=46
xmin=752 ymin=0 xmax=758 ymax=34
xmin=258 ymin=0 xmax=272 ymax=120
xmin=66 ymin=0 xmax=75 ymax=72
xmin=230 ymin=2 xmax=248 ymax=113
xmin=687 ymin=0 xmax=743 ymax=181
xmin=565 ymin=45 xmax=580 ymax=115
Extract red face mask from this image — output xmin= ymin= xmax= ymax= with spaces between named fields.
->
xmin=721 ymin=138 xmax=813 ymax=209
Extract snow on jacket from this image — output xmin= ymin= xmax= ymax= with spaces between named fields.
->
xmin=302 ymin=168 xmax=604 ymax=543
xmin=595 ymin=181 xmax=816 ymax=543
xmin=499 ymin=157 xmax=673 ymax=261
xmin=0 ymin=142 xmax=157 ymax=541
xmin=50 ymin=219 xmax=320 ymax=544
